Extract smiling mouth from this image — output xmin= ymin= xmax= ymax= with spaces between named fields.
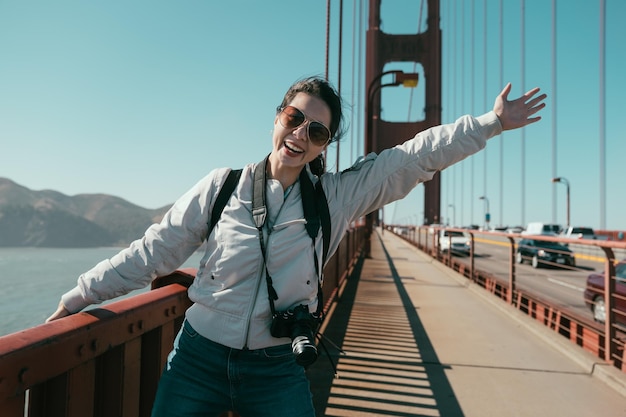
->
xmin=284 ymin=141 xmax=304 ymax=154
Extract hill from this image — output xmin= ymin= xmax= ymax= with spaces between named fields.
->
xmin=0 ymin=178 xmax=171 ymax=247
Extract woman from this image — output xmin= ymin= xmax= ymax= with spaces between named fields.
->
xmin=47 ymin=76 xmax=546 ymax=416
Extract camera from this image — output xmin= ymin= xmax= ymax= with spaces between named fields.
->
xmin=270 ymin=304 xmax=321 ymax=367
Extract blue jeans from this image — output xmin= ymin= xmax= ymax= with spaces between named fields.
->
xmin=151 ymin=320 xmax=315 ymax=417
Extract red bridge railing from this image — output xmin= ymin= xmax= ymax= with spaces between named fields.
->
xmin=0 ymin=226 xmax=366 ymax=417
xmin=395 ymin=225 xmax=626 ymax=372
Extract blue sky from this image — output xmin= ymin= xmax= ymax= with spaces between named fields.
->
xmin=1 ymin=1 xmax=624 ymax=231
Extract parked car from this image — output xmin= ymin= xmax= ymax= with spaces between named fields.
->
xmin=515 ymin=238 xmax=575 ymax=268
xmin=522 ymin=222 xmax=562 ymax=236
xmin=560 ymin=226 xmax=608 ymax=241
xmin=506 ymin=226 xmax=524 ymax=234
xmin=439 ymin=230 xmax=471 ymax=256
xmin=583 ymin=261 xmax=626 ymax=325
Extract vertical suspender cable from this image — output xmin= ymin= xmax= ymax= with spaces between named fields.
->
xmin=444 ymin=0 xmax=448 ymax=218
xmin=520 ymin=0 xmax=526 ymax=227
xmin=337 ymin=0 xmax=343 ymax=93
xmin=350 ymin=0 xmax=357 ymax=164
xmin=470 ymin=0 xmax=472 ymax=223
xmin=460 ymin=0 xmax=465 ymax=226
xmin=325 ymin=0 xmax=330 ymax=80
xmin=336 ymin=0 xmax=343 ymax=171
xmin=452 ymin=0 xmax=457 ymax=223
xmin=498 ymin=0 xmax=504 ymax=227
xmin=470 ymin=0 xmax=476 ymax=223
xmin=357 ymin=0 xmax=364 ymax=159
xmin=551 ymin=0 xmax=557 ymax=224
xmin=483 ymin=0 xmax=488 ymax=224
xmin=599 ymin=0 xmax=606 ymax=229
xmin=324 ymin=0 xmax=331 ymax=165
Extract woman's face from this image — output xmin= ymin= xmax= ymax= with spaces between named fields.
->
xmin=271 ymin=92 xmax=331 ymax=172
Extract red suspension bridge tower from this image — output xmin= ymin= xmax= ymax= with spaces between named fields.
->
xmin=365 ymin=0 xmax=442 ymax=225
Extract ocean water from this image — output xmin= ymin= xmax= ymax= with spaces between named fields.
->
xmin=0 ymin=247 xmax=204 ymax=337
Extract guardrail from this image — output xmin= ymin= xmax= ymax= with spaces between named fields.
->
xmin=392 ymin=225 xmax=626 ymax=372
xmin=0 ymin=226 xmax=367 ymax=417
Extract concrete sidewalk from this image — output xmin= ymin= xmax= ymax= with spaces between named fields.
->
xmin=307 ymin=229 xmax=626 ymax=417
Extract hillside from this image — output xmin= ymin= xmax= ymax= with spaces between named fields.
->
xmin=0 ymin=178 xmax=171 ymax=247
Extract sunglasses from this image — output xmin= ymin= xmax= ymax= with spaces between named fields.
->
xmin=277 ymin=106 xmax=331 ymax=146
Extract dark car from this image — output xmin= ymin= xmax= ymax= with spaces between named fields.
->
xmin=515 ymin=238 xmax=575 ymax=268
xmin=583 ymin=261 xmax=626 ymax=325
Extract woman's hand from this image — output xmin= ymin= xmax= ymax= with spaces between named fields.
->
xmin=46 ymin=300 xmax=72 ymax=322
xmin=493 ymin=83 xmax=547 ymax=131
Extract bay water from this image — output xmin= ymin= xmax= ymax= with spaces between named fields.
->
xmin=0 ymin=247 xmax=204 ymax=337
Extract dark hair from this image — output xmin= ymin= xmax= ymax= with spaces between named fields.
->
xmin=308 ymin=154 xmax=325 ymax=176
xmin=278 ymin=76 xmax=346 ymax=144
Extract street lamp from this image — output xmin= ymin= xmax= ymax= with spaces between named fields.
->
xmin=448 ymin=204 xmax=455 ymax=226
xmin=366 ymin=70 xmax=419 ymax=154
xmin=364 ymin=70 xmax=419 ymax=256
xmin=479 ymin=196 xmax=490 ymax=230
xmin=551 ymin=177 xmax=570 ymax=228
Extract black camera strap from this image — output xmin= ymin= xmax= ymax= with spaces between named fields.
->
xmin=252 ymin=155 xmax=328 ymax=318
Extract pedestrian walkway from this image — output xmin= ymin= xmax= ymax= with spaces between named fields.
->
xmin=307 ymin=228 xmax=626 ymax=417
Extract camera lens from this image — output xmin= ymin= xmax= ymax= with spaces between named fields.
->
xmin=292 ymin=335 xmax=318 ymax=367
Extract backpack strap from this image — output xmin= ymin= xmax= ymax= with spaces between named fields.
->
xmin=299 ymin=169 xmax=331 ymax=318
xmin=207 ymin=168 xmax=242 ymax=238
xmin=299 ymin=169 xmax=319 ymax=239
xmin=315 ymin=180 xmax=331 ymax=267
xmin=298 ymin=169 xmax=331 ymax=266
xmin=209 ymin=165 xmax=330 ymax=264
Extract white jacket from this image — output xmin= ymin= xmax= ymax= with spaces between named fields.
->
xmin=61 ymin=111 xmax=502 ymax=349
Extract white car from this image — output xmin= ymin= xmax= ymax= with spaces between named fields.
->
xmin=439 ymin=230 xmax=471 ymax=256
xmin=522 ymin=222 xmax=562 ymax=236
xmin=561 ymin=226 xmax=608 ymax=240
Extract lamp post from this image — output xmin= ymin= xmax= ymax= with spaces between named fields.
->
xmin=479 ymin=196 xmax=490 ymax=230
xmin=448 ymin=204 xmax=455 ymax=227
xmin=551 ymin=177 xmax=570 ymax=228
xmin=366 ymin=70 xmax=419 ymax=154
xmin=364 ymin=70 xmax=419 ymax=256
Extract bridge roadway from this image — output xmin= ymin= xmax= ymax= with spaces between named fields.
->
xmin=306 ymin=228 xmax=626 ymax=417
